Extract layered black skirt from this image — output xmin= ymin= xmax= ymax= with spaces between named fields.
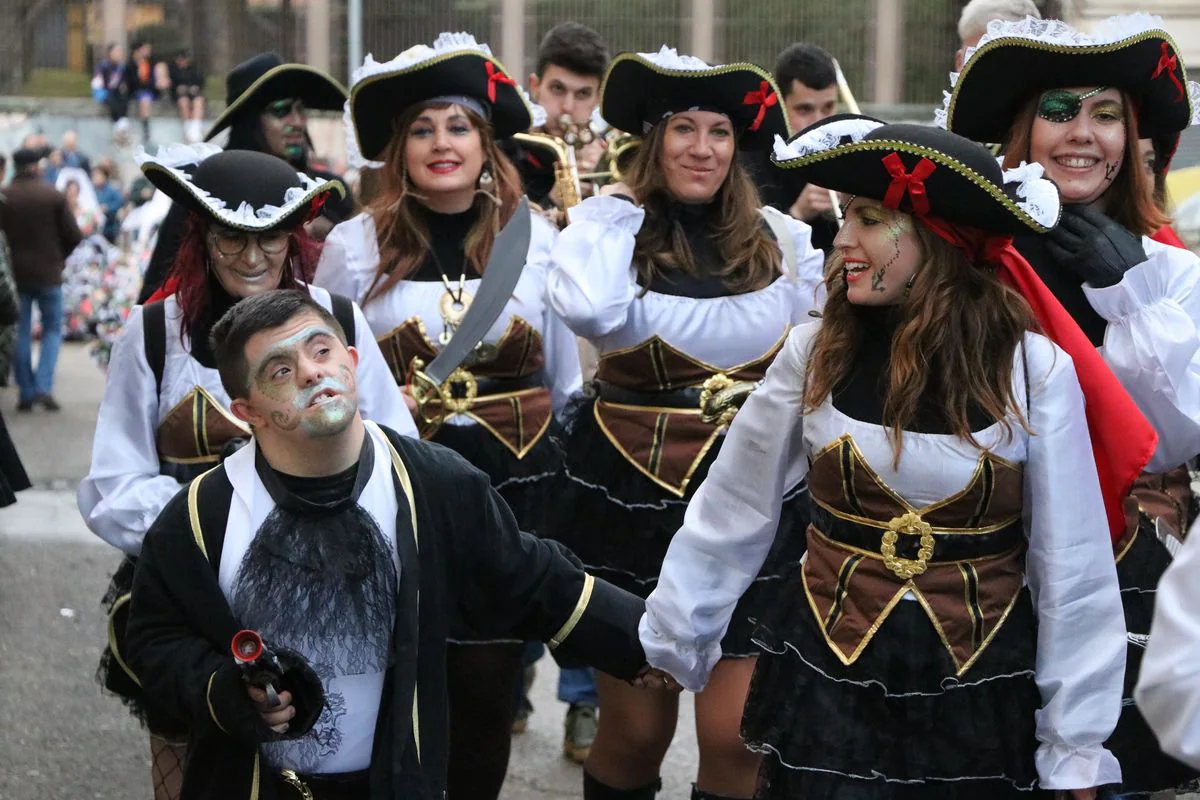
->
xmin=0 ymin=408 xmax=30 ymax=506
xmin=744 ymin=563 xmax=1052 ymax=799
xmin=433 ymin=420 xmax=563 ymax=644
xmin=1107 ymin=520 xmax=1199 ymax=795
xmin=544 ymin=398 xmax=809 ymax=658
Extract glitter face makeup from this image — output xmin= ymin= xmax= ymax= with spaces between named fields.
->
xmin=1029 ymin=86 xmax=1126 ymax=206
xmin=832 ymin=196 xmax=920 ymax=307
xmin=244 ymin=319 xmax=360 ymax=438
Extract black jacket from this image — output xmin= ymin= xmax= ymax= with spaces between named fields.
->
xmin=125 ymin=427 xmax=646 ymax=799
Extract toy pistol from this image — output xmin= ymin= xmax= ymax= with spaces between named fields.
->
xmin=231 ymin=629 xmax=284 ymax=708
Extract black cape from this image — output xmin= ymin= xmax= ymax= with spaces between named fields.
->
xmin=124 ymin=426 xmax=645 ymax=799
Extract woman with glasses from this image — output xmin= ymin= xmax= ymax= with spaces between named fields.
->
xmin=941 ymin=13 xmax=1200 ymax=796
xmin=77 ymin=144 xmax=415 ymax=800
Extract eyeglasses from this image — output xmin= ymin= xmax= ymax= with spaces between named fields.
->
xmin=1036 ymin=87 xmax=1108 ymax=124
xmin=208 ymin=228 xmax=291 ymax=258
xmin=265 ymin=98 xmax=305 ymax=120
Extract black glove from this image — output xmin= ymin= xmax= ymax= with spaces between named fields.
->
xmin=1045 ymin=204 xmax=1146 ymax=288
xmin=204 ymin=648 xmax=325 ymax=745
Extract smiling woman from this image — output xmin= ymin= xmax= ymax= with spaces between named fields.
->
xmin=942 ymin=12 xmax=1200 ymax=796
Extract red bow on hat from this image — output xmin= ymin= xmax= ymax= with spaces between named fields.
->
xmin=485 ymin=61 xmax=515 ymax=102
xmin=916 ymin=216 xmax=1157 ymax=543
xmin=881 ymin=152 xmax=936 ymax=216
xmin=1152 ymin=41 xmax=1185 ymax=103
xmin=305 ymin=192 xmax=329 ymax=223
xmin=742 ymin=81 xmax=778 ymax=133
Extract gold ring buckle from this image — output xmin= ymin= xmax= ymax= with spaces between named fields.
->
xmin=409 ymin=362 xmax=479 ymax=427
xmin=279 ymin=769 xmax=314 ymax=800
xmin=880 ymin=511 xmax=935 ymax=580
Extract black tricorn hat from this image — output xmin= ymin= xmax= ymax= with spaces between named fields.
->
xmin=941 ymin=14 xmax=1198 ymax=143
xmin=136 ymin=144 xmax=345 ymax=232
xmin=205 ymin=52 xmax=348 ymax=142
xmin=771 ymin=115 xmax=1061 ymax=235
xmin=599 ymin=47 xmax=789 ymax=150
xmin=349 ymin=33 xmax=533 ymax=162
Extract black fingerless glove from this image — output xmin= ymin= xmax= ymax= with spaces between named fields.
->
xmin=274 ymin=646 xmax=326 ymax=738
xmin=204 ymin=649 xmax=325 ymax=745
xmin=1045 ymin=204 xmax=1147 ymax=288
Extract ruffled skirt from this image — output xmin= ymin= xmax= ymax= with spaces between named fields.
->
xmin=743 ymin=563 xmax=1051 ymax=799
xmin=433 ymin=419 xmax=562 ymax=644
xmin=1107 ymin=521 xmax=1200 ymax=795
xmin=544 ymin=398 xmax=809 ymax=657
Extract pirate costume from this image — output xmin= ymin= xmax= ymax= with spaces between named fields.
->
xmin=315 ymin=34 xmax=577 ymax=797
xmin=123 ymin=418 xmax=646 ymax=800
xmin=139 ymin=53 xmax=353 ymax=304
xmin=79 ymin=143 xmax=416 ymax=740
xmin=544 ymin=46 xmax=823 ymax=660
xmin=641 ymin=117 xmax=1132 ymax=798
xmin=941 ymin=14 xmax=1200 ymax=793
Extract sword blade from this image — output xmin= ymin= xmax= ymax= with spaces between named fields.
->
xmin=423 ymin=197 xmax=532 ymax=385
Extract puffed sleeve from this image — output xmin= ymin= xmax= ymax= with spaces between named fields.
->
xmin=1021 ymin=335 xmax=1126 ymax=790
xmin=527 ymin=217 xmax=583 ymax=416
xmin=1082 ymin=239 xmax=1200 ymax=471
xmin=313 ymin=214 xmax=376 ymax=306
xmin=638 ymin=323 xmax=815 ymax=692
xmin=76 ymin=305 xmax=184 ymax=556
xmin=546 ymin=194 xmax=644 ymax=338
xmin=1135 ymin=522 xmax=1200 ymax=769
xmin=767 ymin=207 xmax=828 ymax=320
xmin=349 ymin=300 xmax=418 ymax=438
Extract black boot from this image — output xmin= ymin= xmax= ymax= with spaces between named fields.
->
xmin=691 ymin=785 xmax=753 ymax=800
xmin=583 ymin=771 xmax=661 ymax=800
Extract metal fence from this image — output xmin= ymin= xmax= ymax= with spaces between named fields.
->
xmin=0 ymin=0 xmax=1018 ymax=105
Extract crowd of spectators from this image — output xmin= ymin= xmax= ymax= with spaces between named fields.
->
xmin=92 ymin=42 xmax=207 ymax=143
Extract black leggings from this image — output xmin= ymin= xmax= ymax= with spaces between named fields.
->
xmin=446 ymin=641 xmax=525 ymax=800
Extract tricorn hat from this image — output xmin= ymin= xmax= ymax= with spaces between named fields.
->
xmin=772 ymin=114 xmax=1060 ymax=234
xmin=939 ymin=14 xmax=1200 ymax=143
xmin=205 ymin=52 xmax=348 ymax=142
xmin=136 ymin=143 xmax=345 ymax=232
xmin=349 ymin=32 xmax=533 ymax=163
xmin=600 ymin=47 xmax=788 ymax=150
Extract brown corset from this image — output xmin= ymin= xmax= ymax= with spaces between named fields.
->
xmin=376 ymin=316 xmax=551 ymax=458
xmin=592 ymin=332 xmax=787 ymax=496
xmin=803 ymin=434 xmax=1026 ymax=676
xmin=156 ymin=386 xmax=250 ymax=480
xmin=1118 ymin=465 xmax=1194 ymax=560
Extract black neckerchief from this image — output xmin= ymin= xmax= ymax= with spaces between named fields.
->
xmin=254 ymin=430 xmax=375 ymax=516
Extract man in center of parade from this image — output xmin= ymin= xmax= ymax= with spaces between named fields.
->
xmin=138 ymin=52 xmax=353 ymax=303
xmin=124 ymin=288 xmax=650 ymax=800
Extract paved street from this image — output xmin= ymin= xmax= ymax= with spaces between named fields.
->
xmin=0 ymin=343 xmax=701 ymax=800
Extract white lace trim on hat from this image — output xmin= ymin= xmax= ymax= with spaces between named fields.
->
xmin=134 ymin=144 xmax=327 ymax=229
xmin=351 ymin=31 xmax=495 ymax=89
xmin=634 ymin=45 xmax=714 ymax=72
xmin=771 ymin=117 xmax=885 ymax=163
xmin=342 ymin=101 xmax=383 ymax=170
xmin=935 ymin=13 xmax=1200 ymax=129
xmin=1002 ymin=160 xmax=1060 ymax=229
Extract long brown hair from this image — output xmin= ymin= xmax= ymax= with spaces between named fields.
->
xmin=625 ymin=122 xmax=781 ymax=294
xmin=804 ymin=222 xmax=1035 ymax=466
xmin=362 ymin=101 xmax=523 ymax=304
xmin=1001 ymin=90 xmax=1169 ymax=236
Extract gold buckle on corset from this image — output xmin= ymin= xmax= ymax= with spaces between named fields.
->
xmin=880 ymin=511 xmax=935 ymax=580
xmin=698 ymin=373 xmax=757 ymax=426
xmin=279 ymin=770 xmax=314 ymax=800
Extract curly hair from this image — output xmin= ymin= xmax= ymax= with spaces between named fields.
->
xmin=804 ymin=218 xmax=1035 ymax=466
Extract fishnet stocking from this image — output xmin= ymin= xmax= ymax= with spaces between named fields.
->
xmin=150 ymin=735 xmax=187 ymax=800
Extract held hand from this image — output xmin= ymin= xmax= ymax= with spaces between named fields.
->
xmin=247 ymin=685 xmax=295 ymax=734
xmin=576 ymin=139 xmax=607 ymax=175
xmin=1045 ymin=204 xmax=1146 ymax=288
xmin=631 ymin=666 xmax=683 ymax=693
xmin=788 ymin=183 xmax=834 ymax=222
